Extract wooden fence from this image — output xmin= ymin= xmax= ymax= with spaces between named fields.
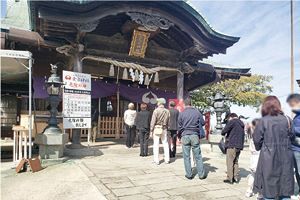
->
xmin=97 ymin=116 xmax=124 ymax=139
xmin=12 ymin=126 xmax=30 ymax=163
xmin=70 ymin=117 xmax=125 ymax=141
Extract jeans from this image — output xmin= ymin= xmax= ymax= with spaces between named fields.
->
xmin=169 ymin=130 xmax=177 ymax=158
xmin=264 ymin=197 xmax=290 ymax=200
xmin=125 ymin=125 xmax=136 ymax=148
xmin=294 ymin=151 xmax=300 ymax=192
xmin=181 ymin=134 xmax=205 ymax=178
xmin=139 ymin=129 xmax=149 ymax=156
xmin=153 ymin=129 xmax=170 ymax=163
xmin=226 ymin=148 xmax=241 ymax=181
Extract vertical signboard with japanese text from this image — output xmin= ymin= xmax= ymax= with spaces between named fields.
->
xmin=63 ymin=70 xmax=91 ymax=129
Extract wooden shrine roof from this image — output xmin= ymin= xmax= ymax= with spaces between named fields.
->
xmin=28 ymin=1 xmax=240 ymax=65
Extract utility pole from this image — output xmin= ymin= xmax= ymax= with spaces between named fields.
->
xmin=290 ymin=0 xmax=295 ymax=93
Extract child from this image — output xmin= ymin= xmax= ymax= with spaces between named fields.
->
xmin=245 ymin=119 xmax=263 ymax=199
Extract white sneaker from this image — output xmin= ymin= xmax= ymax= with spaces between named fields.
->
xmin=245 ymin=191 xmax=254 ymax=198
xmin=291 ymin=195 xmax=300 ymax=200
xmin=152 ymin=161 xmax=159 ymax=165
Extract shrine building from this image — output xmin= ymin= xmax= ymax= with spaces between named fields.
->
xmin=1 ymin=1 xmax=250 ymax=142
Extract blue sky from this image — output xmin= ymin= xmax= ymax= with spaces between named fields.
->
xmin=192 ymin=0 xmax=300 ymax=118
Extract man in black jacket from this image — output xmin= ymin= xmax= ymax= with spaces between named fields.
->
xmin=168 ymin=101 xmax=179 ymax=158
xmin=135 ymin=103 xmax=151 ymax=157
xmin=221 ymin=113 xmax=245 ymax=184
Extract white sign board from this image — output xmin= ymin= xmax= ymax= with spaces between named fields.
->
xmin=63 ymin=70 xmax=91 ymax=91
xmin=63 ymin=71 xmax=91 ymax=129
xmin=0 ymin=49 xmax=32 ymax=59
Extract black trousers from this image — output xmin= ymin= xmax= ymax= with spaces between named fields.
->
xmin=138 ymin=129 xmax=149 ymax=156
xmin=169 ymin=130 xmax=177 ymax=158
xmin=125 ymin=125 xmax=136 ymax=148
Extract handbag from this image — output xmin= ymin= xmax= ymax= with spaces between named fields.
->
xmin=153 ymin=125 xmax=163 ymax=135
xmin=199 ymin=125 xmax=206 ymax=139
xmin=218 ymin=137 xmax=226 ymax=154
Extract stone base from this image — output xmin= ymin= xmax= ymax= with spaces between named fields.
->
xmin=40 ymin=157 xmax=69 ymax=167
xmin=35 ymin=133 xmax=68 ymax=159
xmin=64 ymin=146 xmax=102 ymax=157
xmin=208 ymin=134 xmax=223 ymax=153
xmin=66 ymin=143 xmax=86 ymax=149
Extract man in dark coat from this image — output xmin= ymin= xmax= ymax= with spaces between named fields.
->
xmin=168 ymin=101 xmax=179 ymax=158
xmin=135 ymin=103 xmax=151 ymax=157
xmin=221 ymin=113 xmax=245 ymax=184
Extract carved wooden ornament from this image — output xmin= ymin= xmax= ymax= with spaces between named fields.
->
xmin=129 ymin=29 xmax=150 ymax=58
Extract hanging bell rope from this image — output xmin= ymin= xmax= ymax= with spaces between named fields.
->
xmin=81 ymin=55 xmax=183 ymax=74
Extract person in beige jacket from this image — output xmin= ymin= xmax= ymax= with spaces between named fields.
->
xmin=150 ymin=98 xmax=170 ymax=165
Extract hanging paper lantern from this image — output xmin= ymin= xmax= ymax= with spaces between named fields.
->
xmin=122 ymin=68 xmax=128 ymax=80
xmin=134 ymin=69 xmax=139 ymax=81
xmin=144 ymin=74 xmax=150 ymax=85
xmin=154 ymin=72 xmax=159 ymax=83
xmin=109 ymin=64 xmax=115 ymax=76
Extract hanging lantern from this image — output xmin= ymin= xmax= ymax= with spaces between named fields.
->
xmin=109 ymin=64 xmax=115 ymax=76
xmin=134 ymin=69 xmax=139 ymax=81
xmin=144 ymin=74 xmax=150 ymax=85
xmin=154 ymin=72 xmax=159 ymax=83
xmin=122 ymin=68 xmax=128 ymax=80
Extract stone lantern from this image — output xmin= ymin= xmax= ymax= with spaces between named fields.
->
xmin=208 ymin=92 xmax=229 ymax=152
xmin=212 ymin=93 xmax=228 ymax=134
xmin=35 ymin=64 xmax=68 ymax=160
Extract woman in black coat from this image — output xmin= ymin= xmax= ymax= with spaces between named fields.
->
xmin=253 ymin=96 xmax=294 ymax=200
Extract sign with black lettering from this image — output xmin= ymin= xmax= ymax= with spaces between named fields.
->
xmin=63 ymin=71 xmax=91 ymax=129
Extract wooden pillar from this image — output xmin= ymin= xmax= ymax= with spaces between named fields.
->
xmin=115 ymin=87 xmax=120 ymax=139
xmin=70 ymin=51 xmax=84 ymax=148
xmin=177 ymin=72 xmax=184 ymax=100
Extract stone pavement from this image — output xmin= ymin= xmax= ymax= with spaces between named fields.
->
xmin=1 ymin=139 xmax=256 ymax=200
xmin=80 ymin=139 xmax=255 ymax=200
xmin=1 ymin=159 xmax=106 ymax=200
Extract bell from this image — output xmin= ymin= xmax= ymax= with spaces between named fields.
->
xmin=154 ymin=72 xmax=159 ymax=83
xmin=122 ymin=68 xmax=128 ymax=80
xmin=134 ymin=69 xmax=139 ymax=81
xmin=144 ymin=74 xmax=150 ymax=85
xmin=109 ymin=64 xmax=115 ymax=76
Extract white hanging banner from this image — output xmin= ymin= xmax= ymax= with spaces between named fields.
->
xmin=62 ymin=70 xmax=91 ymax=129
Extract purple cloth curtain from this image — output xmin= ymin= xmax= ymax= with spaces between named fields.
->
xmin=91 ymin=80 xmax=117 ymax=99
xmin=119 ymin=84 xmax=176 ymax=105
xmin=33 ymin=77 xmax=176 ymax=103
xmin=33 ymin=77 xmax=48 ymax=99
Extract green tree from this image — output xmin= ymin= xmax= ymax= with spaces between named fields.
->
xmin=191 ymin=74 xmax=273 ymax=110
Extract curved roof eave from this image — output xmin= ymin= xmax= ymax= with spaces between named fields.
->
xmin=38 ymin=0 xmax=239 ymax=43
xmin=28 ymin=0 xmax=239 ymax=55
xmin=181 ymin=1 xmax=239 ymax=43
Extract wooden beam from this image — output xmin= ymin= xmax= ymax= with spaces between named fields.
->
xmin=85 ymin=48 xmax=181 ymax=69
xmin=177 ymin=72 xmax=184 ymax=100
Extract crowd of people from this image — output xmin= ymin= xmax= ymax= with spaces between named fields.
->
xmin=123 ymin=93 xmax=300 ymax=200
